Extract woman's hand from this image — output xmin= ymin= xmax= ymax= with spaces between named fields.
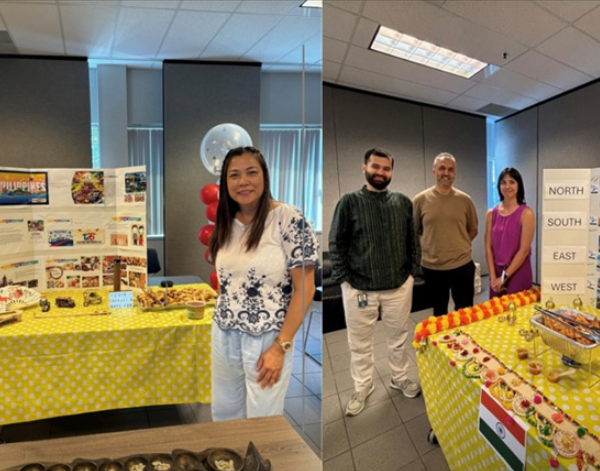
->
xmin=490 ymin=277 xmax=504 ymax=293
xmin=256 ymin=343 xmax=285 ymax=389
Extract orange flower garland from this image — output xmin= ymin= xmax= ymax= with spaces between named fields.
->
xmin=413 ymin=287 xmax=540 ymax=348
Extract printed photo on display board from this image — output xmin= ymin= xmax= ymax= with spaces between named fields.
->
xmin=0 ymin=171 xmax=48 ymax=205
xmin=71 ymin=171 xmax=105 ymax=205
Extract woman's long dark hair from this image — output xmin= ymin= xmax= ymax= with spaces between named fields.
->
xmin=497 ymin=167 xmax=526 ymax=205
xmin=209 ymin=146 xmax=273 ymax=262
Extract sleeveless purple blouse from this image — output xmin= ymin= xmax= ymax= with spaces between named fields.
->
xmin=490 ymin=204 xmax=533 ymax=297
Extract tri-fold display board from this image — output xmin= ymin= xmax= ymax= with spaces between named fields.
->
xmin=0 ymin=166 xmax=148 ymax=291
xmin=542 ymin=168 xmax=600 ymax=308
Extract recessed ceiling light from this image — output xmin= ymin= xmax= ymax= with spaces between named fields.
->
xmin=301 ymin=1 xmax=322 ymax=8
xmin=370 ymin=26 xmax=488 ymax=79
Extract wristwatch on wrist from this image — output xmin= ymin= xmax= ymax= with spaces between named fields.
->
xmin=276 ymin=336 xmax=293 ymax=353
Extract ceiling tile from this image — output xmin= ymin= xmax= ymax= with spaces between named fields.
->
xmin=323 ymin=3 xmax=358 ymax=42
xmin=200 ymin=13 xmax=281 ymax=60
xmin=536 ymin=26 xmax=600 ymax=76
xmin=478 ymin=67 xmax=562 ymax=101
xmin=465 ymin=83 xmax=536 ymax=110
xmin=350 ymin=16 xmax=378 ymax=48
xmin=343 ymin=45 xmax=476 ymax=95
xmin=446 ymin=94 xmax=489 ymax=113
xmin=277 ymin=31 xmax=322 ymax=65
xmin=180 ymin=1 xmax=241 ymax=12
xmin=242 ymin=15 xmax=320 ymax=62
xmin=120 ymin=1 xmax=180 ymax=8
xmin=60 ymin=3 xmax=119 ymax=57
xmin=158 ymin=10 xmax=230 ymax=57
xmin=112 ymin=7 xmax=175 ymax=58
xmin=324 ymin=36 xmax=347 ymax=63
xmin=504 ymin=49 xmax=592 ymax=90
xmin=574 ymin=5 xmax=600 ymax=41
xmin=0 ymin=2 xmax=64 ymax=54
xmin=323 ymin=59 xmax=341 ymax=80
xmin=236 ymin=1 xmax=299 ymax=15
xmin=339 ymin=65 xmax=459 ymax=105
xmin=535 ymin=1 xmax=600 ymax=22
xmin=326 ymin=1 xmax=363 ymax=14
xmin=443 ymin=1 xmax=566 ymax=48
xmin=359 ymin=1 xmax=528 ymax=66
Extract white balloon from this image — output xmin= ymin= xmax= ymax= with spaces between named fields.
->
xmin=200 ymin=123 xmax=253 ymax=176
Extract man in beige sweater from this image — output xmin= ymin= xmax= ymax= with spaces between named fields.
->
xmin=413 ymin=152 xmax=479 ymax=316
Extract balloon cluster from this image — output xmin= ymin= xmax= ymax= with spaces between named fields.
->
xmin=198 ymin=184 xmax=219 ymax=291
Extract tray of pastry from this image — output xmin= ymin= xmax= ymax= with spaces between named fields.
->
xmin=1 ymin=442 xmax=271 ymax=471
xmin=530 ymin=306 xmax=600 ymax=364
xmin=137 ymin=285 xmax=218 ymax=311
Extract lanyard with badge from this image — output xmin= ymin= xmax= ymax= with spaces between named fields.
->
xmin=357 ymin=291 xmax=368 ymax=308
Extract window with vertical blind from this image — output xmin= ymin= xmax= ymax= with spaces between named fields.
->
xmin=128 ymin=127 xmax=164 ymax=236
xmin=260 ymin=126 xmax=322 ymax=231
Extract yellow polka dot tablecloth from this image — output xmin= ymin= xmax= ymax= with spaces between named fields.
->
xmin=416 ymin=302 xmax=600 ymax=471
xmin=0 ymin=285 xmax=214 ymax=426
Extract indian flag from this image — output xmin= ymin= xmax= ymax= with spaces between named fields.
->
xmin=478 ymin=388 xmax=528 ymax=471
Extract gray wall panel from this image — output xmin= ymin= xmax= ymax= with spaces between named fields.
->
xmin=495 ymin=108 xmax=539 ymax=281
xmin=128 ymin=69 xmax=163 ymax=126
xmin=322 ymin=85 xmax=338 ymax=247
xmin=423 ymin=107 xmax=487 ymax=274
xmin=260 ymin=72 xmax=322 ymax=125
xmin=0 ymin=57 xmax=91 ymax=168
xmin=163 ymin=62 xmax=261 ymax=281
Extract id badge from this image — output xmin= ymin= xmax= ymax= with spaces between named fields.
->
xmin=357 ymin=292 xmax=368 ymax=308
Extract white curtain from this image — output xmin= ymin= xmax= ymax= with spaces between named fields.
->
xmin=128 ymin=127 xmax=164 ymax=236
xmin=260 ymin=127 xmax=322 ymax=230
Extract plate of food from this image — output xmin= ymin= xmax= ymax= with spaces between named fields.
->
xmin=438 ymin=333 xmax=454 ymax=343
xmin=553 ymin=430 xmax=581 ymax=458
xmin=512 ymin=395 xmax=533 ymax=417
xmin=0 ymin=286 xmax=41 ymax=313
xmin=137 ymin=285 xmax=217 ymax=311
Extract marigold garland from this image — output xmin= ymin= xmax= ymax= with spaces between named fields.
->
xmin=412 ymin=287 xmax=540 ymax=348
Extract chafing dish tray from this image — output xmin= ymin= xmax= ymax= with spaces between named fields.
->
xmin=530 ymin=308 xmax=600 ymax=364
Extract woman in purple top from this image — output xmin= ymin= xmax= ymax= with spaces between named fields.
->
xmin=485 ymin=168 xmax=535 ymax=298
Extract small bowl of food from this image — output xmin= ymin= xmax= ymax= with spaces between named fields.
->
xmin=207 ymin=449 xmax=244 ymax=471
xmin=516 ymin=347 xmax=529 ymax=360
xmin=528 ymin=361 xmax=543 ymax=376
xmin=185 ymin=300 xmax=206 ymax=320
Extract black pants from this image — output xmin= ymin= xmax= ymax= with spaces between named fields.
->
xmin=422 ymin=261 xmax=475 ymax=317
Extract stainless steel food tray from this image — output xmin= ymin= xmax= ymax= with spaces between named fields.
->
xmin=530 ymin=313 xmax=600 ymax=364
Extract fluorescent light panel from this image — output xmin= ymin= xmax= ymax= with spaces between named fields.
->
xmin=370 ymin=26 xmax=487 ymax=79
xmin=301 ymin=0 xmax=322 ymax=7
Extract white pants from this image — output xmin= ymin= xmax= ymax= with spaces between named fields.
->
xmin=342 ymin=276 xmax=414 ymax=394
xmin=211 ymin=323 xmax=294 ymax=422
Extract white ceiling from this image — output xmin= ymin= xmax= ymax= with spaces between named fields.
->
xmin=324 ymin=1 xmax=600 ymax=119
xmin=0 ymin=0 xmax=322 ymax=72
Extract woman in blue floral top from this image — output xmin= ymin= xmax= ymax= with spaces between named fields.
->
xmin=209 ymin=146 xmax=319 ymax=421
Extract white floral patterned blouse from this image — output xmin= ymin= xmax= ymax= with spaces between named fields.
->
xmin=214 ymin=204 xmax=319 ymax=335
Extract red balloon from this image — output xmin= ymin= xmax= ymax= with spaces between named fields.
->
xmin=204 ymin=248 xmax=214 ymax=265
xmin=200 ymin=184 xmax=219 ymax=205
xmin=210 ymin=270 xmax=219 ymax=291
xmin=198 ymin=224 xmax=214 ymax=246
xmin=206 ymin=202 xmax=218 ymax=223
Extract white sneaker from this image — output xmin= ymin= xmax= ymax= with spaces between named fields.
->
xmin=390 ymin=378 xmax=421 ymax=398
xmin=345 ymin=384 xmax=375 ymax=416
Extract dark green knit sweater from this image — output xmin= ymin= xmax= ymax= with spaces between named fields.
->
xmin=329 ymin=186 xmax=421 ymax=291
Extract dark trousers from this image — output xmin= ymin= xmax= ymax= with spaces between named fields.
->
xmin=422 ymin=261 xmax=475 ymax=317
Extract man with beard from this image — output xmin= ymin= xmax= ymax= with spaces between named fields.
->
xmin=413 ymin=152 xmax=479 ymax=317
xmin=329 ymin=148 xmax=421 ymax=416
